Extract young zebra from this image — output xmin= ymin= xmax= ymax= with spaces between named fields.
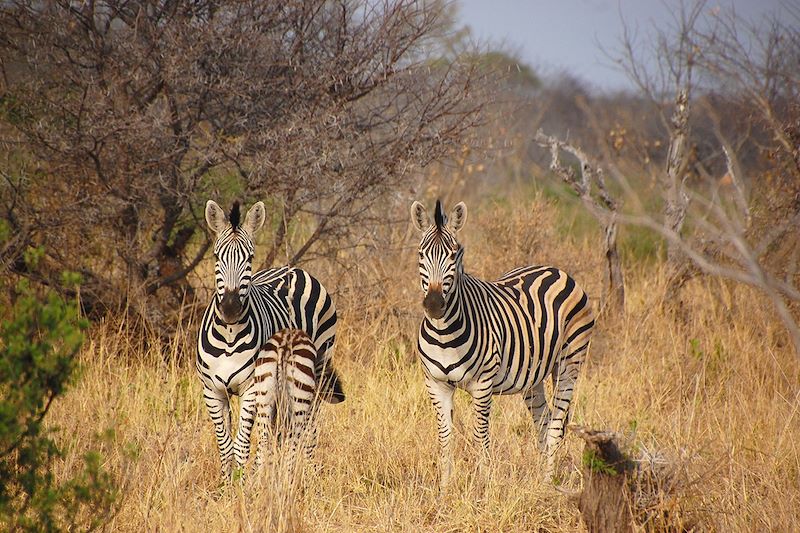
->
xmin=253 ymin=328 xmax=320 ymax=473
xmin=196 ymin=200 xmax=345 ymax=479
xmin=410 ymin=199 xmax=595 ymax=490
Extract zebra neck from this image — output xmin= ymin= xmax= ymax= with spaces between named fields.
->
xmin=212 ymin=299 xmax=252 ymax=338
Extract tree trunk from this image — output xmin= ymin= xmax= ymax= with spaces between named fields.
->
xmin=664 ymin=89 xmax=692 ymax=294
xmin=535 ymin=130 xmax=626 ymax=316
xmin=572 ymin=426 xmax=635 ymax=533
xmin=603 ymin=216 xmax=625 ymax=314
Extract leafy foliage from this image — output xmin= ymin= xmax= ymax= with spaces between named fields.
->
xmin=0 ymin=252 xmax=116 ymax=531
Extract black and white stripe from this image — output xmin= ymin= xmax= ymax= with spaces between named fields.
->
xmin=196 ymin=200 xmax=343 ymax=479
xmin=253 ymin=328 xmax=320 ymax=473
xmin=411 ymin=199 xmax=595 ymax=489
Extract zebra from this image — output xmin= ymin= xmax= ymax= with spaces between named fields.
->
xmin=410 ymin=199 xmax=595 ymax=490
xmin=253 ymin=328 xmax=320 ymax=473
xmin=196 ymin=199 xmax=344 ymax=479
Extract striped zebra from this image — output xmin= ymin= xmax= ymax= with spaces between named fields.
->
xmin=196 ymin=200 xmax=344 ymax=479
xmin=253 ymin=328 xmax=320 ymax=473
xmin=410 ymin=199 xmax=594 ymax=490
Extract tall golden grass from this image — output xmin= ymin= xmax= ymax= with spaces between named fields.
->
xmin=48 ymin=194 xmax=799 ymax=531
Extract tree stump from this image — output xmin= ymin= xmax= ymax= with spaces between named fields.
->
xmin=572 ymin=426 xmax=636 ymax=533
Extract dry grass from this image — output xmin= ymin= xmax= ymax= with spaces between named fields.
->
xmin=47 ymin=195 xmax=799 ymax=532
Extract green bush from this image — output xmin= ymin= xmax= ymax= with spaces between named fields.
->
xmin=0 ymin=255 xmax=117 ymax=531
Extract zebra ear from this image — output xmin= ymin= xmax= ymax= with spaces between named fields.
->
xmin=205 ymin=200 xmax=228 ymax=234
xmin=448 ymin=202 xmax=467 ymax=233
xmin=410 ymin=201 xmax=430 ymax=232
xmin=243 ymin=201 xmax=266 ymax=235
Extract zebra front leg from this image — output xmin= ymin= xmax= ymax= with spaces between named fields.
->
xmin=233 ymin=385 xmax=258 ymax=476
xmin=203 ymin=387 xmax=235 ymax=479
xmin=523 ymin=381 xmax=551 ymax=451
xmin=426 ymin=377 xmax=456 ymax=493
xmin=468 ymin=381 xmax=494 ymax=489
xmin=468 ymin=381 xmax=493 ymax=454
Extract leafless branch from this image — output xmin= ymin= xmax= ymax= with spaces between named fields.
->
xmin=534 ymin=129 xmax=625 ymax=313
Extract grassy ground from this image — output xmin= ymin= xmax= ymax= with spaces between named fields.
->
xmin=47 ymin=195 xmax=800 ymax=531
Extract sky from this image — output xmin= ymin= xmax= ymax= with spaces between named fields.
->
xmin=456 ymin=0 xmax=792 ymax=92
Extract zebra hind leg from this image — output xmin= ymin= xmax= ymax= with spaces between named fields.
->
xmin=544 ymin=358 xmax=582 ymax=477
xmin=317 ymin=363 xmax=345 ymax=404
xmin=523 ymin=381 xmax=551 ymax=451
xmin=253 ymin=401 xmax=277 ymax=474
xmin=313 ymin=339 xmax=345 ymax=404
xmin=254 ymin=347 xmax=279 ymax=475
xmin=284 ymin=412 xmax=313 ymax=478
xmin=301 ymin=407 xmax=318 ymax=464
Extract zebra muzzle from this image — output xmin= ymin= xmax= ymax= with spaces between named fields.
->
xmin=423 ymin=290 xmax=446 ymax=319
xmin=219 ymin=289 xmax=244 ymax=323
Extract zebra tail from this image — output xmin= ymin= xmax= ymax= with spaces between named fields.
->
xmin=317 ymin=366 xmax=345 ymax=404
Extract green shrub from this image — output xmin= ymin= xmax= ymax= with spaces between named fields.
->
xmin=582 ymin=448 xmax=619 ymax=476
xmin=0 ymin=254 xmax=117 ymax=531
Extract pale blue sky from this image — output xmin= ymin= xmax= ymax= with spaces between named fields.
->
xmin=456 ymin=0 xmax=792 ymax=91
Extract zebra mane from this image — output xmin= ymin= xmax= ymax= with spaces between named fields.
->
xmin=434 ymin=199 xmax=446 ymax=229
xmin=229 ymin=201 xmax=241 ymax=230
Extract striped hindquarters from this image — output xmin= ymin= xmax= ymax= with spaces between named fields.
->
xmin=254 ymin=267 xmax=344 ymax=403
xmin=254 ymin=328 xmax=319 ymax=461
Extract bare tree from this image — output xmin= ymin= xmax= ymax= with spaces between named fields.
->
xmin=614 ymin=1 xmax=706 ymax=293
xmin=607 ymin=1 xmax=800 ymax=356
xmin=534 ymin=131 xmax=625 ymax=315
xmin=0 ymin=0 xmax=486 ymax=324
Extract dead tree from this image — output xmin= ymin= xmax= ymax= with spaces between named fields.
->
xmin=535 ymin=131 xmax=625 ymax=315
xmin=614 ymin=1 xmax=703 ymax=300
xmin=663 ymin=89 xmax=693 ymax=292
xmin=572 ymin=427 xmax=635 ymax=533
xmin=607 ymin=1 xmax=800 ymax=358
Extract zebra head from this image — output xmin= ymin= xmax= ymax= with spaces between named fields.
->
xmin=205 ymin=200 xmax=266 ymax=324
xmin=410 ymin=199 xmax=467 ymax=320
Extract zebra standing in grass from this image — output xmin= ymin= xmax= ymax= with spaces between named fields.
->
xmin=410 ymin=199 xmax=595 ymax=490
xmin=253 ymin=328 xmax=320 ymax=472
xmin=197 ymin=200 xmax=344 ymax=479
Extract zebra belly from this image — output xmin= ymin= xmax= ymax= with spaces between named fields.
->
xmin=492 ymin=377 xmax=535 ymax=396
xmin=491 ymin=342 xmax=547 ymax=395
